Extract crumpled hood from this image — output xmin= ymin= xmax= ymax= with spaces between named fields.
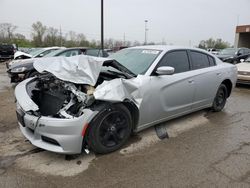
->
xmin=34 ymin=55 xmax=110 ymax=86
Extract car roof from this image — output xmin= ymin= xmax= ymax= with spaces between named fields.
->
xmin=43 ymin=46 xmax=65 ymax=50
xmin=129 ymin=45 xmax=209 ymax=53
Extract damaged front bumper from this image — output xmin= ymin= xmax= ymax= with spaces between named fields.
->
xmin=15 ymin=78 xmax=98 ymax=154
xmin=7 ymin=70 xmax=27 ymax=83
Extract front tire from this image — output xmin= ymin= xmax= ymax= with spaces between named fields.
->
xmin=87 ymin=104 xmax=132 ymax=154
xmin=211 ymin=84 xmax=228 ymax=112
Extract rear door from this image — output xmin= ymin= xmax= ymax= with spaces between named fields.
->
xmin=188 ymin=50 xmax=220 ymax=109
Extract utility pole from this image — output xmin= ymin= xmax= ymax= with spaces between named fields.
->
xmin=123 ymin=33 xmax=126 ymax=46
xmin=59 ymin=25 xmax=62 ymax=47
xmin=101 ymin=0 xmax=104 ymax=52
xmin=144 ymin=20 xmax=148 ymax=45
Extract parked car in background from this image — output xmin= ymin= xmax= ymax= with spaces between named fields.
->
xmin=0 ymin=44 xmax=18 ymax=62
xmin=236 ymin=56 xmax=250 ymax=84
xmin=14 ymin=45 xmax=237 ymax=154
xmin=13 ymin=46 xmax=63 ymax=60
xmin=216 ymin=47 xmax=250 ymax=64
xmin=207 ymin=48 xmax=220 ymax=55
xmin=7 ymin=47 xmax=64 ymax=69
xmin=7 ymin=47 xmax=108 ymax=83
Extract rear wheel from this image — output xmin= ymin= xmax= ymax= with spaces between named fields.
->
xmin=211 ymin=84 xmax=228 ymax=112
xmin=87 ymin=104 xmax=132 ymax=154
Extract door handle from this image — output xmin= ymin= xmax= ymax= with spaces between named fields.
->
xmin=188 ymin=79 xmax=194 ymax=83
xmin=216 ymin=72 xmax=222 ymax=76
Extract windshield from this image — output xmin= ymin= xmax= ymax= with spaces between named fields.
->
xmin=109 ymin=48 xmax=161 ymax=75
xmin=29 ymin=48 xmax=48 ymax=57
xmin=219 ymin=48 xmax=237 ymax=55
xmin=28 ymin=48 xmax=42 ymax=56
xmin=43 ymin=49 xmax=65 ymax=57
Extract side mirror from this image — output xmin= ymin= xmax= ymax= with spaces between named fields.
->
xmin=240 ymin=59 xmax=244 ymax=63
xmin=38 ymin=53 xmax=44 ymax=57
xmin=156 ymin=66 xmax=175 ymax=75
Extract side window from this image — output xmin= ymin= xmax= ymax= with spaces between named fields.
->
xmin=238 ymin=49 xmax=244 ymax=56
xmin=190 ymin=51 xmax=210 ymax=70
xmin=60 ymin=50 xmax=79 ymax=57
xmin=244 ymin=49 xmax=250 ymax=54
xmin=42 ymin=49 xmax=57 ymax=56
xmin=208 ymin=55 xmax=216 ymax=66
xmin=158 ymin=50 xmax=190 ymax=74
xmin=85 ymin=49 xmax=100 ymax=57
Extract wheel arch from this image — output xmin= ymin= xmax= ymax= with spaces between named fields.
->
xmin=121 ymin=99 xmax=139 ymax=131
xmin=221 ymin=79 xmax=232 ymax=98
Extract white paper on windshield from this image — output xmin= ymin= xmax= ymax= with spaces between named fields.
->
xmin=142 ymin=50 xmax=160 ymax=55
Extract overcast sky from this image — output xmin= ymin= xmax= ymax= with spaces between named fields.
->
xmin=0 ymin=0 xmax=250 ymax=46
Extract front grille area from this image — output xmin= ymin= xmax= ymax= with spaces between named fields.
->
xmin=238 ymin=71 xmax=250 ymax=76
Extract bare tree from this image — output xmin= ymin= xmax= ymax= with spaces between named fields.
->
xmin=77 ymin=33 xmax=89 ymax=46
xmin=31 ymin=21 xmax=47 ymax=47
xmin=198 ymin=38 xmax=230 ymax=49
xmin=0 ymin=23 xmax=17 ymax=42
xmin=44 ymin=27 xmax=59 ymax=46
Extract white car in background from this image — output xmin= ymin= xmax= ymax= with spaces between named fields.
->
xmin=6 ymin=47 xmax=65 ymax=69
xmin=14 ymin=47 xmax=64 ymax=60
xmin=207 ymin=48 xmax=220 ymax=55
xmin=236 ymin=56 xmax=250 ymax=84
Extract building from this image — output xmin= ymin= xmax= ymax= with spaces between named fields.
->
xmin=234 ymin=25 xmax=250 ymax=48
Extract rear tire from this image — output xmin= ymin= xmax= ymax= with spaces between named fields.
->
xmin=211 ymin=84 xmax=228 ymax=112
xmin=87 ymin=104 xmax=132 ymax=154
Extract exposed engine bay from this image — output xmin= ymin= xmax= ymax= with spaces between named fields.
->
xmin=27 ymin=71 xmax=124 ymax=119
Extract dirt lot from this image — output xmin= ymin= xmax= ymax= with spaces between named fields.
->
xmin=1 ymin=62 xmax=250 ymax=187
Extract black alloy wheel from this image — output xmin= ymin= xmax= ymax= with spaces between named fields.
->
xmin=99 ymin=111 xmax=129 ymax=147
xmin=87 ymin=104 xmax=132 ymax=154
xmin=211 ymin=84 xmax=228 ymax=112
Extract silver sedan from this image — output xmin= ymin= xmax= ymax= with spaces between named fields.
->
xmin=15 ymin=46 xmax=237 ymax=154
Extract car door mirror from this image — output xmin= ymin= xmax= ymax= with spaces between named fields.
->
xmin=240 ymin=59 xmax=244 ymax=63
xmin=156 ymin=66 xmax=175 ymax=75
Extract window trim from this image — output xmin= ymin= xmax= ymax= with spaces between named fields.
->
xmin=188 ymin=50 xmax=216 ymax=70
xmin=57 ymin=49 xmax=80 ymax=57
xmin=151 ymin=49 xmax=191 ymax=76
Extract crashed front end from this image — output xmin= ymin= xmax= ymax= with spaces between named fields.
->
xmin=15 ymin=76 xmax=99 ymax=154
xmin=15 ymin=55 xmax=140 ymax=154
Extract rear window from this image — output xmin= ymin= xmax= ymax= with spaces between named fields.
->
xmin=85 ymin=49 xmax=100 ymax=57
xmin=208 ymin=56 xmax=216 ymax=66
xmin=190 ymin=51 xmax=210 ymax=70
